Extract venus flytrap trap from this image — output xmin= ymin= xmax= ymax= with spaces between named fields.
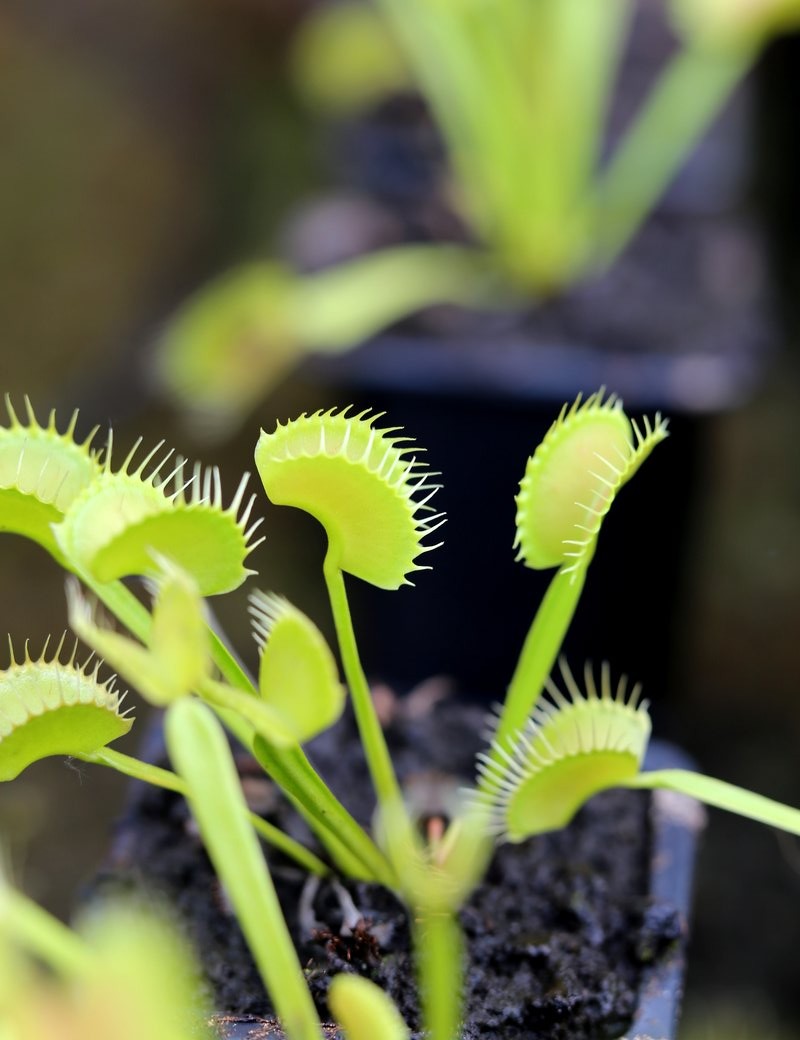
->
xmin=0 ymin=398 xmax=101 ymax=563
xmin=474 ymin=661 xmax=652 ymax=841
xmin=254 ymin=408 xmax=444 ymax=820
xmin=2 ymin=393 xmax=800 ymax=1040
xmin=0 ymin=635 xmax=133 ymax=782
xmin=53 ymin=433 xmax=263 ymax=595
xmin=248 ymin=591 xmax=345 ymax=746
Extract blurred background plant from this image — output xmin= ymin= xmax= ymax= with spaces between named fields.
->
xmin=155 ymin=0 xmax=800 ymax=433
xmin=1 ymin=1 xmax=800 ymax=1036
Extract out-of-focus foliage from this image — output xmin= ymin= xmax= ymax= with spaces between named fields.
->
xmin=290 ymin=0 xmax=408 ymax=113
xmin=0 ymin=16 xmax=194 ymax=403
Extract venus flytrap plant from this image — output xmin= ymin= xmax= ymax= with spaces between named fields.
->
xmin=4 ymin=393 xmax=800 ymax=1040
xmin=248 ymin=398 xmax=668 ymax=1040
xmin=302 ymin=0 xmax=797 ymax=286
xmin=0 ymin=399 xmax=407 ymax=1031
xmin=0 ymin=398 xmax=389 ymax=882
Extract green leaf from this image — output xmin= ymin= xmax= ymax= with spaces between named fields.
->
xmin=514 ymin=390 xmax=668 ymax=577
xmin=0 ymin=637 xmax=132 ymax=781
xmin=67 ymin=558 xmax=210 ymax=706
xmin=255 ymin=408 xmax=443 ymax=589
xmin=628 ymin=769 xmax=800 ymax=836
xmin=147 ymin=555 xmax=211 ymax=697
xmin=0 ymin=398 xmax=101 ymax=562
xmin=165 ymin=698 xmax=322 ymax=1040
xmin=249 ymin=591 xmax=345 ymax=743
xmin=77 ymin=902 xmax=214 ymax=1040
xmin=475 ymin=661 xmax=650 ymax=841
xmin=0 ymin=869 xmax=93 ymax=979
xmin=669 ymin=0 xmax=800 ymax=51
xmin=328 ymin=974 xmax=410 ymax=1040
xmin=251 ymin=736 xmax=396 ymax=885
xmin=55 ymin=439 xmax=263 ymax=595
xmin=198 ymin=678 xmax=302 ymax=749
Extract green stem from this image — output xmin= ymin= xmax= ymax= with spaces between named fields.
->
xmin=252 ymin=737 xmax=397 ymax=889
xmin=627 ymin=770 xmax=800 ymax=836
xmin=595 ymin=44 xmax=753 ymax=267
xmin=413 ymin=911 xmax=464 ymax=1040
xmin=80 ymin=575 xmax=391 ymax=885
xmin=197 ymin=677 xmax=296 ymax=740
xmin=294 ymin=244 xmax=496 ymax=348
xmin=323 ymin=554 xmax=404 ymax=814
xmin=80 ymin=747 xmax=330 ymax=878
xmin=491 ymin=566 xmax=587 ymax=760
xmin=166 ymin=699 xmax=322 ymax=1040
xmin=86 ymin=576 xmax=151 ymax=644
xmin=0 ymin=886 xmax=92 ymax=977
xmin=87 ymin=575 xmax=253 ymax=693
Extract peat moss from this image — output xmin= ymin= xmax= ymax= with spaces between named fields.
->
xmin=93 ymin=696 xmax=678 ymax=1040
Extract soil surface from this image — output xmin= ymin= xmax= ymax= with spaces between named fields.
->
xmin=92 ymin=693 xmax=680 ymax=1040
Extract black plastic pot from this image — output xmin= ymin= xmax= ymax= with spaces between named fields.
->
xmin=211 ymin=740 xmax=703 ymax=1040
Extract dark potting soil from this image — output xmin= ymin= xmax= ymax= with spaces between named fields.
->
xmin=93 ymin=694 xmax=680 ymax=1040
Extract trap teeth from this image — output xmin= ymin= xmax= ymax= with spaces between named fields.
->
xmin=0 ymin=644 xmax=133 ymax=780
xmin=256 ymin=409 xmax=443 ymax=589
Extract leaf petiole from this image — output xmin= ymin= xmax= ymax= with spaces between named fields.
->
xmin=626 ymin=769 xmax=800 ymax=835
xmin=323 ymin=554 xmax=405 ymax=815
xmin=0 ymin=883 xmax=92 ymax=978
xmin=481 ymin=564 xmax=588 ymax=791
xmin=165 ymin=699 xmax=323 ymax=1040
xmin=80 ymin=746 xmax=330 ymax=878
